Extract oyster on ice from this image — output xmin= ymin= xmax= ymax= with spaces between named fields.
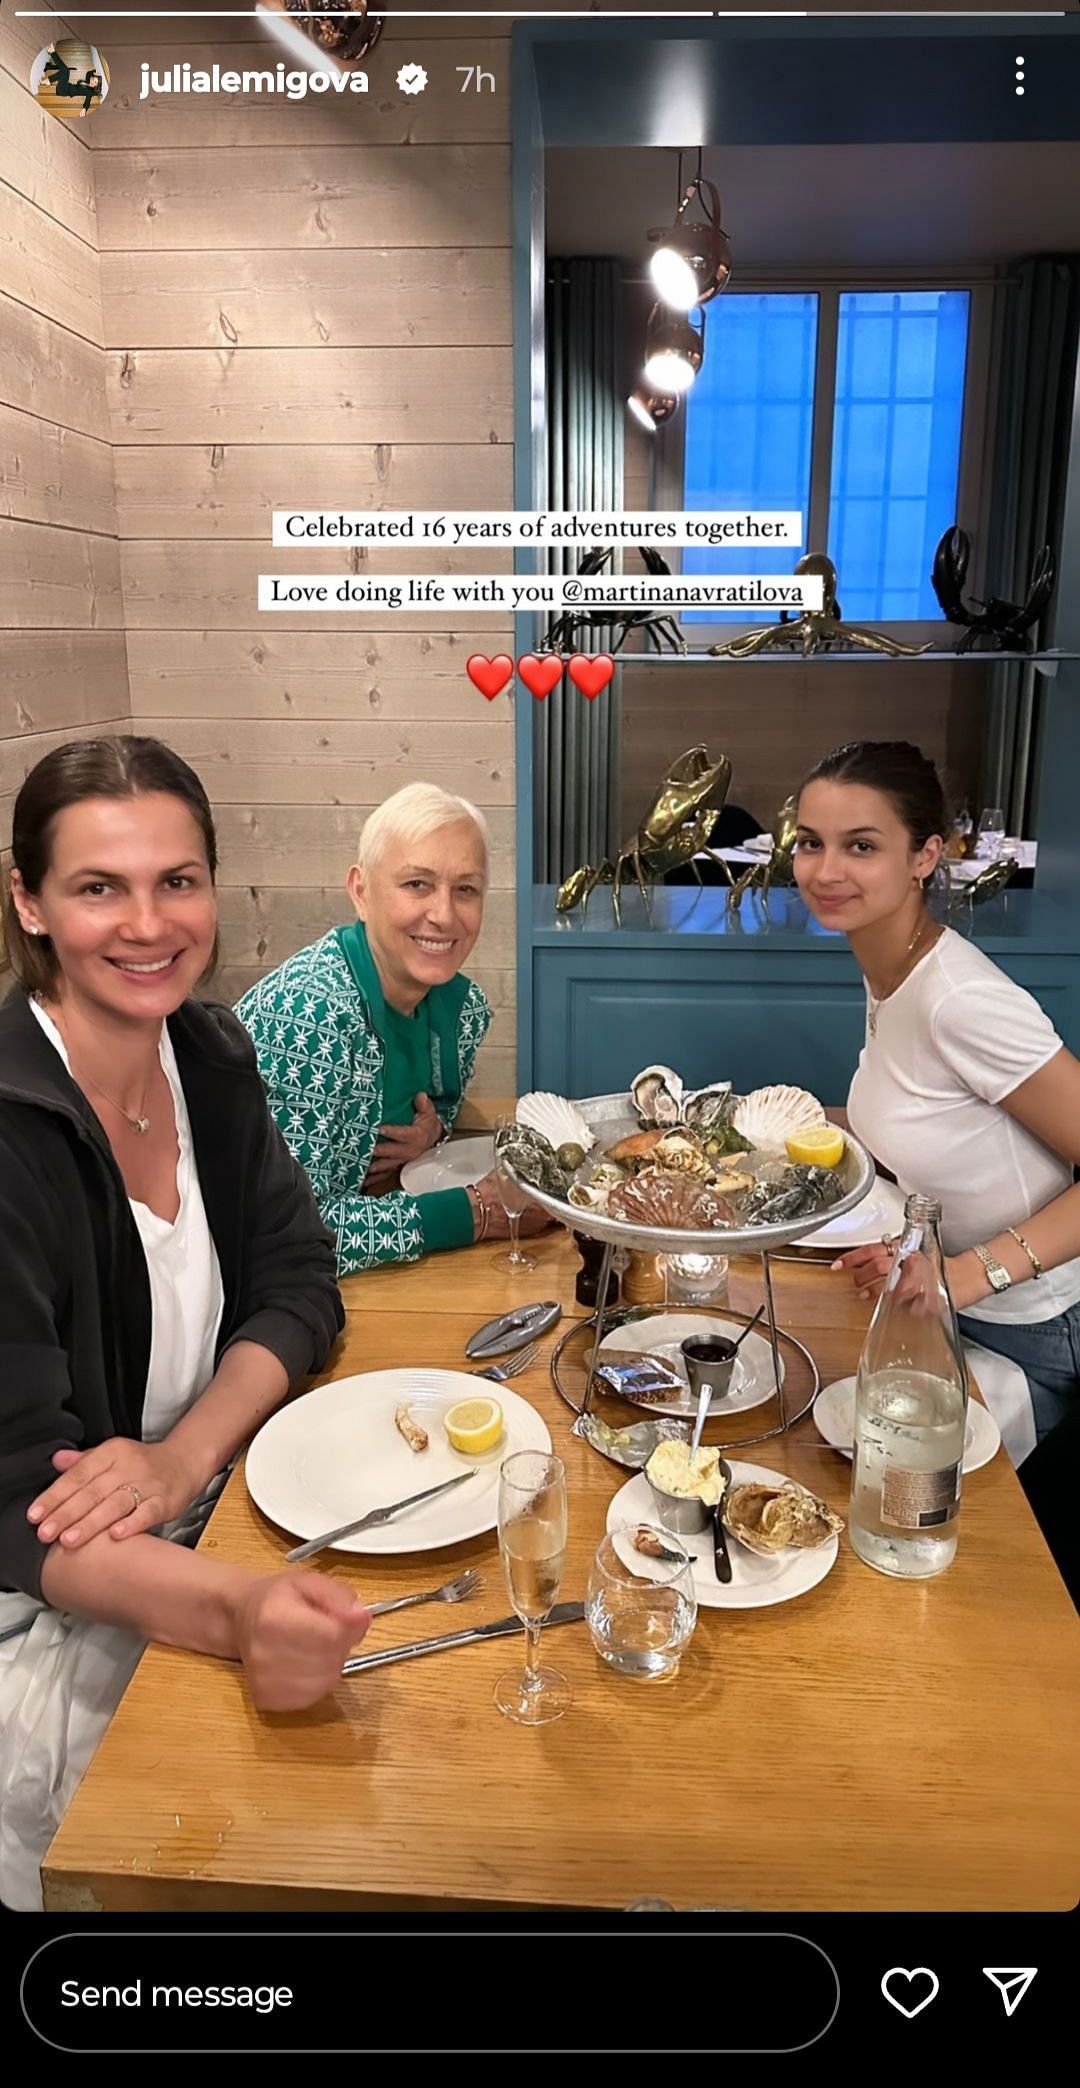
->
xmin=495 ymin=1123 xmax=568 ymax=1199
xmin=738 ymin=1162 xmax=844 ymax=1225
xmin=630 ymin=1065 xmax=685 ymax=1128
xmin=723 ymin=1480 xmax=844 ymax=1555
xmin=515 ymin=1091 xmax=595 ymax=1158
xmin=731 ymin=1084 xmax=826 ymax=1156
xmin=681 ymin=1083 xmax=734 ymax=1139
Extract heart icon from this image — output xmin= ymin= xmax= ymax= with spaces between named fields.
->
xmin=516 ymin=653 xmax=564 ymax=701
xmin=466 ymin=653 xmax=514 ymax=702
xmin=568 ymin=653 xmax=615 ymax=701
xmin=880 ymin=1968 xmax=940 ymax=2019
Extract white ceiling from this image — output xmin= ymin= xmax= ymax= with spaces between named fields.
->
xmin=546 ymin=143 xmax=1080 ymax=270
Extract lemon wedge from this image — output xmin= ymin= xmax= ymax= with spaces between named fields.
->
xmin=443 ymin=1395 xmax=504 ymax=1455
xmin=785 ymin=1124 xmax=846 ymax=1168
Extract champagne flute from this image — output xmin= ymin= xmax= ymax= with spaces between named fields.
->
xmin=495 ymin=1450 xmax=571 ymax=1725
xmin=977 ymin=807 xmax=1006 ymax=861
xmin=491 ymin=1116 xmax=538 ymax=1273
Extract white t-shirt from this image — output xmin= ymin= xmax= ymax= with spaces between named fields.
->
xmin=30 ymin=1003 xmax=224 ymax=1425
xmin=848 ymin=928 xmax=1080 ymax=1326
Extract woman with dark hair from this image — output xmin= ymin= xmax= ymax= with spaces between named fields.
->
xmin=794 ymin=740 xmax=1080 ymax=1473
xmin=0 ymin=736 xmax=367 ymax=1910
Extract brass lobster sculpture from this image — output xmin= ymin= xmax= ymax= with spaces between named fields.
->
xmin=707 ymin=553 xmax=932 ymax=660
xmin=556 ymin=745 xmax=732 ymax=921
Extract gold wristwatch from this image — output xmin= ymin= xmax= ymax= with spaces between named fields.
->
xmin=971 ymin=1242 xmax=1012 ymax=1294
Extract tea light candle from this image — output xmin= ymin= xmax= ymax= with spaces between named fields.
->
xmin=664 ymin=1252 xmax=729 ymax=1303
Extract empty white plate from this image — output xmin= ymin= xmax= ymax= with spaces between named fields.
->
xmin=245 ymin=1368 xmax=550 ymax=1554
xmin=401 ymin=1135 xmax=494 ymax=1197
xmin=607 ymin=1459 xmax=840 ymax=1610
xmin=813 ymin=1375 xmax=1001 ymax=1473
xmin=598 ymin=1311 xmax=784 ymax=1418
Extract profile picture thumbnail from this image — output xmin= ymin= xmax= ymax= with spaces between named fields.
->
xmin=30 ymin=40 xmax=110 ymax=120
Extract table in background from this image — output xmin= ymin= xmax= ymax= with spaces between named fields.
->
xmin=44 ymin=1232 xmax=1080 ymax=1912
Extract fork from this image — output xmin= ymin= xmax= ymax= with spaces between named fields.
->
xmin=470 ymin=1340 xmax=541 ymax=1383
xmin=367 ymin=1567 xmax=483 ymax=1618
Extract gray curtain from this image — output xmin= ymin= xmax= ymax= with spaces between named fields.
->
xmin=983 ymin=258 xmax=1080 ymax=832
xmin=536 ymin=260 xmax=624 ymax=885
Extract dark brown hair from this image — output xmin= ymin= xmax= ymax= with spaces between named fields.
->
xmin=798 ymin=740 xmax=948 ymax=852
xmin=4 ymin=735 xmax=218 ymax=997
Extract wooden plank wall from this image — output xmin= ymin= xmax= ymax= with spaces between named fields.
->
xmin=0 ymin=9 xmax=129 ymax=902
xmin=85 ymin=9 xmax=516 ymax=1090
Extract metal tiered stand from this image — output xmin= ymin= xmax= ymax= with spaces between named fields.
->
xmin=504 ymin=1092 xmax=875 ymax=1452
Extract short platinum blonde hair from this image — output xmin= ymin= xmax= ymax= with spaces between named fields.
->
xmin=357 ymin=782 xmax=490 ymax=883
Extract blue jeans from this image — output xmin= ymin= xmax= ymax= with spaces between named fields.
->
xmin=958 ymin=1305 xmax=1080 ymax=1443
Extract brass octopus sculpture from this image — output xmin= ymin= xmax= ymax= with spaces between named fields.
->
xmin=707 ymin=553 xmax=932 ymax=660
xmin=556 ymin=745 xmax=732 ymax=921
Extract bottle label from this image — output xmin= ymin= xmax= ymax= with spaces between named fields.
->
xmin=881 ymin=1461 xmax=961 ymax=1530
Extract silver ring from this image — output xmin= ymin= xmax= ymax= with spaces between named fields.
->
xmin=122 ymin=1482 xmax=143 ymax=1510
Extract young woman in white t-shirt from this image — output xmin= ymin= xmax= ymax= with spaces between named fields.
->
xmin=793 ymin=739 xmax=1080 ymax=1445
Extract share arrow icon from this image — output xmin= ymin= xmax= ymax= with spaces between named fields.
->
xmin=982 ymin=1968 xmax=1038 ymax=2017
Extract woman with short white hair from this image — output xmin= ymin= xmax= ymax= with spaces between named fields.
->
xmin=237 ymin=782 xmax=548 ymax=1271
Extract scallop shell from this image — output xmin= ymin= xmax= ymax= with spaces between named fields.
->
xmin=630 ymin=1065 xmax=685 ymax=1127
xmin=608 ymin=1169 xmax=734 ymax=1231
xmin=731 ymin=1084 xmax=826 ymax=1156
xmin=722 ymin=1480 xmax=844 ymax=1555
xmin=515 ymin=1091 xmax=595 ymax=1155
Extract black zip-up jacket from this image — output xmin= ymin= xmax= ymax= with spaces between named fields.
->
xmin=0 ymin=989 xmax=345 ymax=1599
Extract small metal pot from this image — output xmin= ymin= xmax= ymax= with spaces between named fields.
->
xmin=681 ymin=1335 xmax=736 ymax=1407
xmin=645 ymin=1474 xmax=710 ymax=1536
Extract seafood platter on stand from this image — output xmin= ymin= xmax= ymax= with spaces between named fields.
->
xmin=498 ymin=1065 xmax=874 ymax=1454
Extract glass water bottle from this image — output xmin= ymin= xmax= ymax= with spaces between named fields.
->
xmin=850 ymin=1194 xmax=968 ymax=1579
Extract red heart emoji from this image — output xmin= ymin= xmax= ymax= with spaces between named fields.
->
xmin=516 ymin=653 xmax=564 ymax=701
xmin=568 ymin=653 xmax=615 ymax=701
xmin=466 ymin=653 xmax=514 ymax=701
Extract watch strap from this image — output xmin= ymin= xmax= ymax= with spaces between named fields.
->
xmin=971 ymin=1242 xmax=1012 ymax=1294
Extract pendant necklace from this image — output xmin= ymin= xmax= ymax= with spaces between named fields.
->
xmin=867 ymin=916 xmax=937 ymax=1039
xmin=46 ymin=1005 xmax=154 ymax=1133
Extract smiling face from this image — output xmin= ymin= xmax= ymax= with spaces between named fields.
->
xmin=10 ymin=791 xmax=217 ymax=1025
xmin=793 ymin=777 xmax=943 ymax=934
xmin=348 ymin=818 xmax=486 ymax=1009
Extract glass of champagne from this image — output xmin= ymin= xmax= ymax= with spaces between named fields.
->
xmin=977 ymin=806 xmax=1006 ymax=860
xmin=491 ymin=1117 xmax=538 ymax=1273
xmin=495 ymin=1450 xmax=571 ymax=1725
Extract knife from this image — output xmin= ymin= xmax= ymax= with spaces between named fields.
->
xmin=285 ymin=1470 xmax=477 ymax=1564
xmin=342 ymin=1600 xmax=585 ymax=1674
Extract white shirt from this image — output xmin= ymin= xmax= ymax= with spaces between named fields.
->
xmin=848 ymin=928 xmax=1080 ymax=1325
xmin=30 ymin=1003 xmax=224 ymax=1424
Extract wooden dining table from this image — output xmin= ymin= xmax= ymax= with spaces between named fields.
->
xmin=43 ymin=1222 xmax=1080 ymax=1913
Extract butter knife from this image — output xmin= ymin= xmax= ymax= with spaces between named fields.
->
xmin=285 ymin=1469 xmax=477 ymax=1564
xmin=342 ymin=1600 xmax=585 ymax=1674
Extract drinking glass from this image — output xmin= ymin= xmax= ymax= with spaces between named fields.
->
xmin=586 ymin=1526 xmax=698 ymax=1680
xmin=491 ymin=1117 xmax=538 ymax=1273
xmin=977 ymin=807 xmax=1006 ymax=860
xmin=495 ymin=1450 xmax=571 ymax=1724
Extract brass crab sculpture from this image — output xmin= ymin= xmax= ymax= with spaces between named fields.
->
xmin=707 ymin=553 xmax=932 ymax=660
xmin=556 ymin=745 xmax=732 ymax=921
xmin=724 ymin=796 xmax=799 ymax=911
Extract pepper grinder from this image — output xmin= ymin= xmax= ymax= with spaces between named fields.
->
xmin=573 ymin=1231 xmax=620 ymax=1310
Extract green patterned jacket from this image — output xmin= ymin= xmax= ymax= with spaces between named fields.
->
xmin=235 ymin=923 xmax=490 ymax=1274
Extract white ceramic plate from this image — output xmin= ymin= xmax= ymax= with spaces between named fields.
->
xmin=245 ymin=1369 xmax=550 ymax=1554
xmin=792 ymin=1174 xmax=907 ymax=1251
xmin=607 ymin=1459 xmax=840 ymax=1611
xmin=813 ymin=1376 xmax=1001 ymax=1473
xmin=598 ymin=1311 xmax=784 ymax=1418
xmin=401 ymin=1135 xmax=494 ymax=1197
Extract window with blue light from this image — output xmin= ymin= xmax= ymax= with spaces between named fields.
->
xmin=682 ymin=293 xmax=818 ymax=621
xmin=828 ymin=290 xmax=970 ymax=621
